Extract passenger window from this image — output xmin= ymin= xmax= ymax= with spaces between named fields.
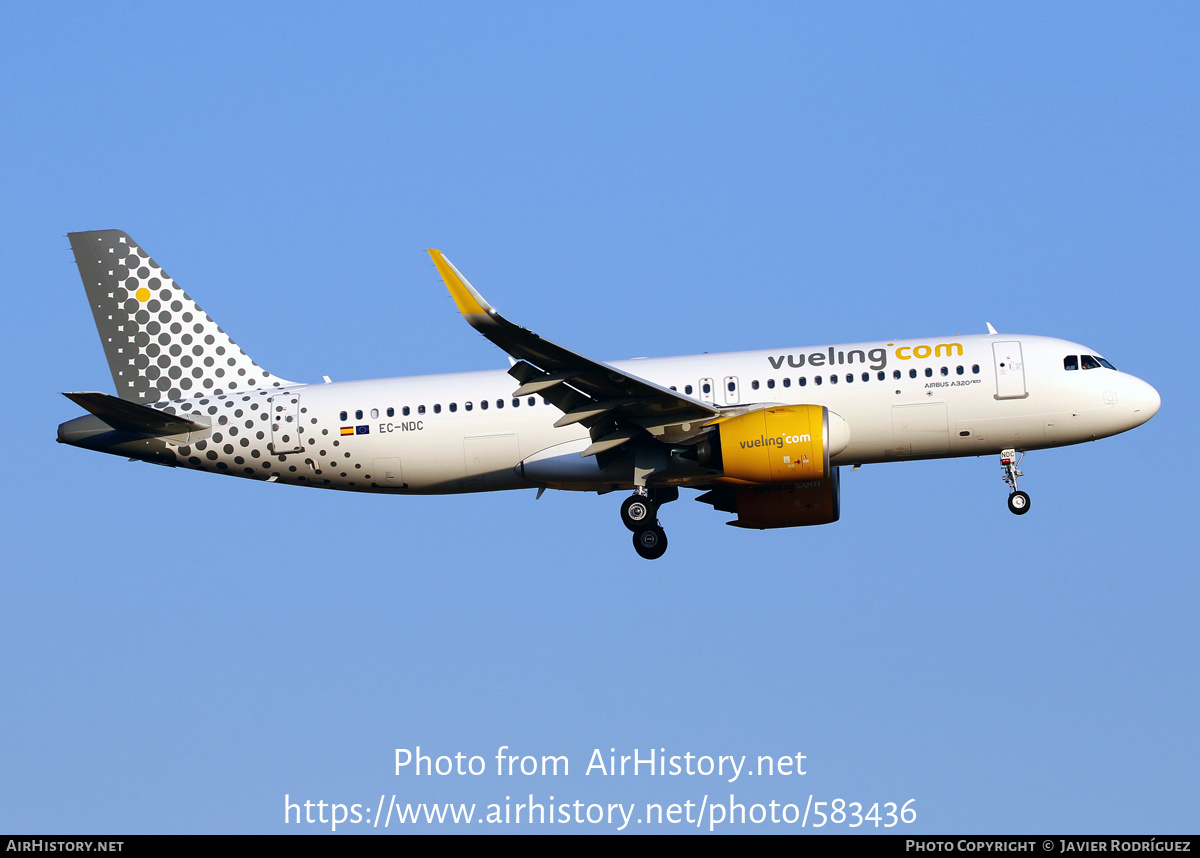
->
xmin=1064 ymin=355 xmax=1078 ymax=371
xmin=702 ymin=382 xmax=711 ymax=394
xmin=480 ymin=400 xmax=488 ymax=410
xmin=782 ymin=378 xmax=791 ymax=388
xmin=767 ymin=379 xmax=775 ymax=389
xmin=418 ymin=405 xmax=426 ymax=415
xmin=433 ymin=404 xmax=441 ymax=414
xmin=670 ymin=386 xmax=677 ymax=391
xmin=403 ymin=406 xmax=410 ymax=416
xmin=909 ymin=369 xmax=917 ymax=379
xmin=496 ymin=399 xmax=504 ymax=408
xmin=877 ymin=371 xmax=885 ymax=381
xmin=862 ymin=372 xmax=869 ymax=382
xmin=925 ymin=368 xmax=933 ymax=378
xmin=830 ymin=374 xmax=838 ymax=384
xmin=386 ymin=407 xmax=394 ymax=417
xmin=972 ymin=364 xmax=980 ymax=374
xmin=940 ymin=367 xmax=948 ymax=377
xmin=528 ymin=397 xmax=535 ymax=405
xmin=751 ymin=380 xmax=759 ymax=390
xmin=512 ymin=399 xmax=520 ymax=407
xmin=371 ymin=408 xmax=379 ymax=418
xmin=815 ymin=375 xmax=823 ymax=385
xmin=355 ymin=410 xmax=363 ymax=420
xmin=685 ymin=385 xmax=693 ymax=395
xmin=1081 ymin=355 xmax=1101 ymax=370
xmin=339 ymin=411 xmax=347 ymax=421
xmin=727 ymin=381 xmax=735 ymax=392
xmin=450 ymin=403 xmax=458 ymax=412
xmin=956 ymin=366 xmax=964 ymax=376
xmin=465 ymin=402 xmax=472 ymax=411
xmin=893 ymin=370 xmax=901 ymax=380
xmin=799 ymin=377 xmax=807 ymax=386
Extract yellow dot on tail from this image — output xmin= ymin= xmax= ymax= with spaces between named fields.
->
xmin=135 ymin=287 xmax=150 ymax=302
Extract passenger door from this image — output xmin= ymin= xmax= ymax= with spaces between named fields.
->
xmin=269 ymin=394 xmax=304 ymax=454
xmin=992 ymin=341 xmax=1027 ymax=400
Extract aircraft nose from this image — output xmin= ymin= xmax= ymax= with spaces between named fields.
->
xmin=1128 ymin=376 xmax=1160 ymax=426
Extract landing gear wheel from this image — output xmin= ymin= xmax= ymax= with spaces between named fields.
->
xmin=633 ymin=526 xmax=668 ymax=560
xmin=999 ymin=450 xmax=1030 ymax=515
xmin=1007 ymin=491 xmax=1031 ymax=515
xmin=621 ymin=495 xmax=657 ymax=532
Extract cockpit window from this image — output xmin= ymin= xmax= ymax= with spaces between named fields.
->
xmin=1095 ymin=355 xmax=1117 ymax=370
xmin=1064 ymin=355 xmax=1078 ymax=371
xmin=1081 ymin=354 xmax=1102 ymax=370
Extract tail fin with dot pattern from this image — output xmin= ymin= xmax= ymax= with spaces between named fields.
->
xmin=68 ymin=230 xmax=294 ymax=404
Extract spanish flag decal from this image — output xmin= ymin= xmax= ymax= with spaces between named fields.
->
xmin=340 ymin=426 xmax=354 ymax=436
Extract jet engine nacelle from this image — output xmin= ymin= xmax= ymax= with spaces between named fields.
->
xmin=711 ymin=405 xmax=847 ymax=483
xmin=696 ymin=469 xmax=842 ymax=529
xmin=729 ymin=471 xmax=841 ymax=528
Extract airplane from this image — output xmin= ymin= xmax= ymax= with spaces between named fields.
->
xmin=58 ymin=229 xmax=1160 ymax=559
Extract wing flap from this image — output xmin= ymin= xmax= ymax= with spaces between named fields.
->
xmin=513 ymin=370 xmax=585 ymax=397
xmin=553 ymin=397 xmax=645 ymax=428
xmin=581 ymin=429 xmax=641 ymax=458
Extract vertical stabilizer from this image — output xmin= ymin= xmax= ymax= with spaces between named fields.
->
xmin=69 ymin=230 xmax=293 ymax=403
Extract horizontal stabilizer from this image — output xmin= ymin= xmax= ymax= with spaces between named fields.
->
xmin=62 ymin=391 xmax=209 ymax=436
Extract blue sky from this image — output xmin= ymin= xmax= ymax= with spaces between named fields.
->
xmin=1 ymin=2 xmax=1196 ymax=833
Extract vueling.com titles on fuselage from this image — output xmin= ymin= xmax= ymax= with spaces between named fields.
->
xmin=765 ymin=342 xmax=965 ymax=372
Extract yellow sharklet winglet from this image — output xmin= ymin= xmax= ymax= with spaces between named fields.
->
xmin=428 ymin=249 xmax=493 ymax=317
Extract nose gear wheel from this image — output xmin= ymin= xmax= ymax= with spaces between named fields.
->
xmin=1000 ymin=449 xmax=1031 ymax=516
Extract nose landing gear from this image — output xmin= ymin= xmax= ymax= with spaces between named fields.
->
xmin=1000 ymin=449 xmax=1031 ymax=515
xmin=621 ymin=487 xmax=677 ymax=559
xmin=1007 ymin=491 xmax=1030 ymax=514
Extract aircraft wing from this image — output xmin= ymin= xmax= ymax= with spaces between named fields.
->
xmin=429 ymin=250 xmax=720 ymax=455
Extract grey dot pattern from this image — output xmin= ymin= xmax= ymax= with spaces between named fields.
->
xmin=69 ymin=230 xmax=293 ymax=404
xmin=68 ymin=230 xmax=379 ymax=492
xmin=155 ymin=387 xmax=313 ymax=482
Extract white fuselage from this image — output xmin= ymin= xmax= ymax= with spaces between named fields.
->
xmin=189 ymin=332 xmax=1155 ymax=495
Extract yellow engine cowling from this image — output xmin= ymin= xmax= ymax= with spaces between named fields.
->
xmin=714 ymin=405 xmax=831 ymax=484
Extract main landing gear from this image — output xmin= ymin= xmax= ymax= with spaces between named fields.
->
xmin=634 ymin=526 xmax=668 ymax=560
xmin=1000 ymin=449 xmax=1031 ymax=515
xmin=621 ymin=487 xmax=677 ymax=560
xmin=620 ymin=494 xmax=656 ymax=531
